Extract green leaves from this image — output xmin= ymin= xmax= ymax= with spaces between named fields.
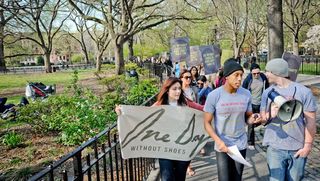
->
xmin=16 ymin=70 xmax=158 ymax=146
xmin=2 ymin=132 xmax=24 ymax=149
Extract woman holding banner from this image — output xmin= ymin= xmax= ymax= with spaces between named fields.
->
xmin=179 ymin=69 xmax=200 ymax=176
xmin=116 ymin=77 xmax=203 ymax=181
xmin=203 ymin=59 xmax=260 ymax=181
xmin=153 ymin=77 xmax=203 ymax=180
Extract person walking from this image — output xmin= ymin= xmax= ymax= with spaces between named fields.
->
xmin=190 ymin=66 xmax=200 ymax=87
xmin=180 ymin=69 xmax=198 ymax=102
xmin=242 ymin=63 xmax=269 ymax=150
xmin=197 ymin=75 xmax=213 ymax=105
xmin=203 ymin=58 xmax=261 ymax=181
xmin=257 ymin=58 xmax=317 ymax=181
xmin=179 ymin=69 xmax=200 ymax=176
xmin=116 ymin=77 xmax=203 ymax=181
xmin=214 ymin=68 xmax=226 ymax=88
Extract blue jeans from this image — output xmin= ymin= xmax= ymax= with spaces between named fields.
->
xmin=216 ymin=149 xmax=246 ymax=181
xmin=267 ymin=146 xmax=307 ymax=181
xmin=159 ymin=158 xmax=190 ymax=181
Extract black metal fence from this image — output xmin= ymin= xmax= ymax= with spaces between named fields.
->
xmin=1 ymin=64 xmax=95 ymax=74
xmin=256 ymin=55 xmax=320 ymax=75
xmin=141 ymin=62 xmax=169 ymax=82
xmin=29 ymin=94 xmax=158 ymax=181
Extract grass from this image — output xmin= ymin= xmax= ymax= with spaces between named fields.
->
xmin=0 ymin=119 xmax=25 ymax=129
xmin=4 ymin=96 xmax=23 ymax=105
xmin=0 ymin=69 xmax=95 ymax=90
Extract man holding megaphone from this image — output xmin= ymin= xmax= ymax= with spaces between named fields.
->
xmin=257 ymin=58 xmax=317 ymax=181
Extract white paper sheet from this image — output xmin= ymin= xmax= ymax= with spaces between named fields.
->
xmin=227 ymin=145 xmax=252 ymax=167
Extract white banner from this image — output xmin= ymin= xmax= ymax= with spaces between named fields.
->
xmin=118 ymin=105 xmax=210 ymax=161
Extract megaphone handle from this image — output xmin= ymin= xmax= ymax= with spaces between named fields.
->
xmin=263 ymin=101 xmax=273 ymax=126
xmin=288 ymin=87 xmax=299 ymax=121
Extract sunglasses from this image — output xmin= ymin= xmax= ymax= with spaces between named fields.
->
xmin=252 ymin=72 xmax=260 ymax=75
xmin=183 ymin=76 xmax=192 ymax=79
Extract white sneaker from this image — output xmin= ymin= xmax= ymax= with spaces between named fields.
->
xmin=248 ymin=145 xmax=255 ymax=150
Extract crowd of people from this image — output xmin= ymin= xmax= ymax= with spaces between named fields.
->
xmin=116 ymin=56 xmax=317 ymax=181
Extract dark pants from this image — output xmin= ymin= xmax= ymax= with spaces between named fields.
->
xmin=248 ymin=104 xmax=260 ymax=145
xmin=159 ymin=158 xmax=190 ymax=181
xmin=216 ymin=149 xmax=247 ymax=181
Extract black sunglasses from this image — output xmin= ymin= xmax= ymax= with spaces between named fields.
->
xmin=183 ymin=76 xmax=192 ymax=79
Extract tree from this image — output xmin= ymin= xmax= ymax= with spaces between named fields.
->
xmin=303 ymin=25 xmax=320 ymax=54
xmin=267 ymin=0 xmax=284 ymax=59
xmin=69 ymin=0 xmax=201 ymax=75
xmin=211 ymin=0 xmax=249 ymax=58
xmin=86 ymin=23 xmax=110 ymax=72
xmin=10 ymin=0 xmax=70 ymax=73
xmin=283 ymin=0 xmax=320 ymax=55
xmin=67 ymin=6 xmax=91 ymax=64
xmin=0 ymin=0 xmax=16 ymax=71
xmin=247 ymin=0 xmax=267 ymax=57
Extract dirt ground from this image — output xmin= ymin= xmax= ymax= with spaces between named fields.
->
xmin=0 ymin=74 xmax=111 ymax=179
xmin=0 ymin=75 xmax=105 ymax=98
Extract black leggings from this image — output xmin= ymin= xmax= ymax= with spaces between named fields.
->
xmin=216 ymin=149 xmax=247 ymax=181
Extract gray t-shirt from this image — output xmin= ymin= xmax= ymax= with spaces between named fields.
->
xmin=204 ymin=86 xmax=252 ymax=151
xmin=184 ymin=87 xmax=196 ymax=102
xmin=251 ymin=77 xmax=264 ymax=105
xmin=260 ymin=82 xmax=318 ymax=150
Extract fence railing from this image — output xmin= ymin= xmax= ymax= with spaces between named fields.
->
xmin=1 ymin=64 xmax=95 ymax=74
xmin=256 ymin=55 xmax=320 ymax=75
xmin=28 ymin=62 xmax=162 ymax=181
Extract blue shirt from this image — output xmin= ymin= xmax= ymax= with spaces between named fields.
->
xmin=204 ymin=86 xmax=252 ymax=151
xmin=260 ymin=82 xmax=317 ymax=150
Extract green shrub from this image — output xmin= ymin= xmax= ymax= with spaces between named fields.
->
xmin=36 ymin=56 xmax=44 ymax=66
xmin=17 ymin=71 xmax=159 ymax=146
xmin=125 ymin=63 xmax=149 ymax=76
xmin=124 ymin=79 xmax=158 ymax=105
xmin=101 ymin=74 xmax=136 ymax=93
xmin=2 ymin=132 xmax=24 ymax=149
xmin=71 ymin=54 xmax=84 ymax=64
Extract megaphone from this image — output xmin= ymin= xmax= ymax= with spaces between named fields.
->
xmin=268 ymin=89 xmax=303 ymax=123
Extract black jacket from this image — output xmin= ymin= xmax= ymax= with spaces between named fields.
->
xmin=242 ymin=72 xmax=269 ymax=93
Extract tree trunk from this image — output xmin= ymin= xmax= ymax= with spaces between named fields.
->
xmin=292 ymin=33 xmax=299 ymax=55
xmin=115 ymin=42 xmax=125 ymax=75
xmin=267 ymin=0 xmax=284 ymax=60
xmin=81 ymin=33 xmax=90 ymax=64
xmin=96 ymin=53 xmax=102 ymax=72
xmin=0 ymin=34 xmax=5 ymax=71
xmin=128 ymin=36 xmax=134 ymax=61
xmin=44 ymin=52 xmax=52 ymax=73
xmin=84 ymin=51 xmax=90 ymax=64
xmin=253 ymin=33 xmax=258 ymax=57
xmin=0 ymin=24 xmax=5 ymax=72
xmin=233 ymin=33 xmax=240 ymax=58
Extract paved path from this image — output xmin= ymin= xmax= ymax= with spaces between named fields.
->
xmin=148 ymin=74 xmax=320 ymax=181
